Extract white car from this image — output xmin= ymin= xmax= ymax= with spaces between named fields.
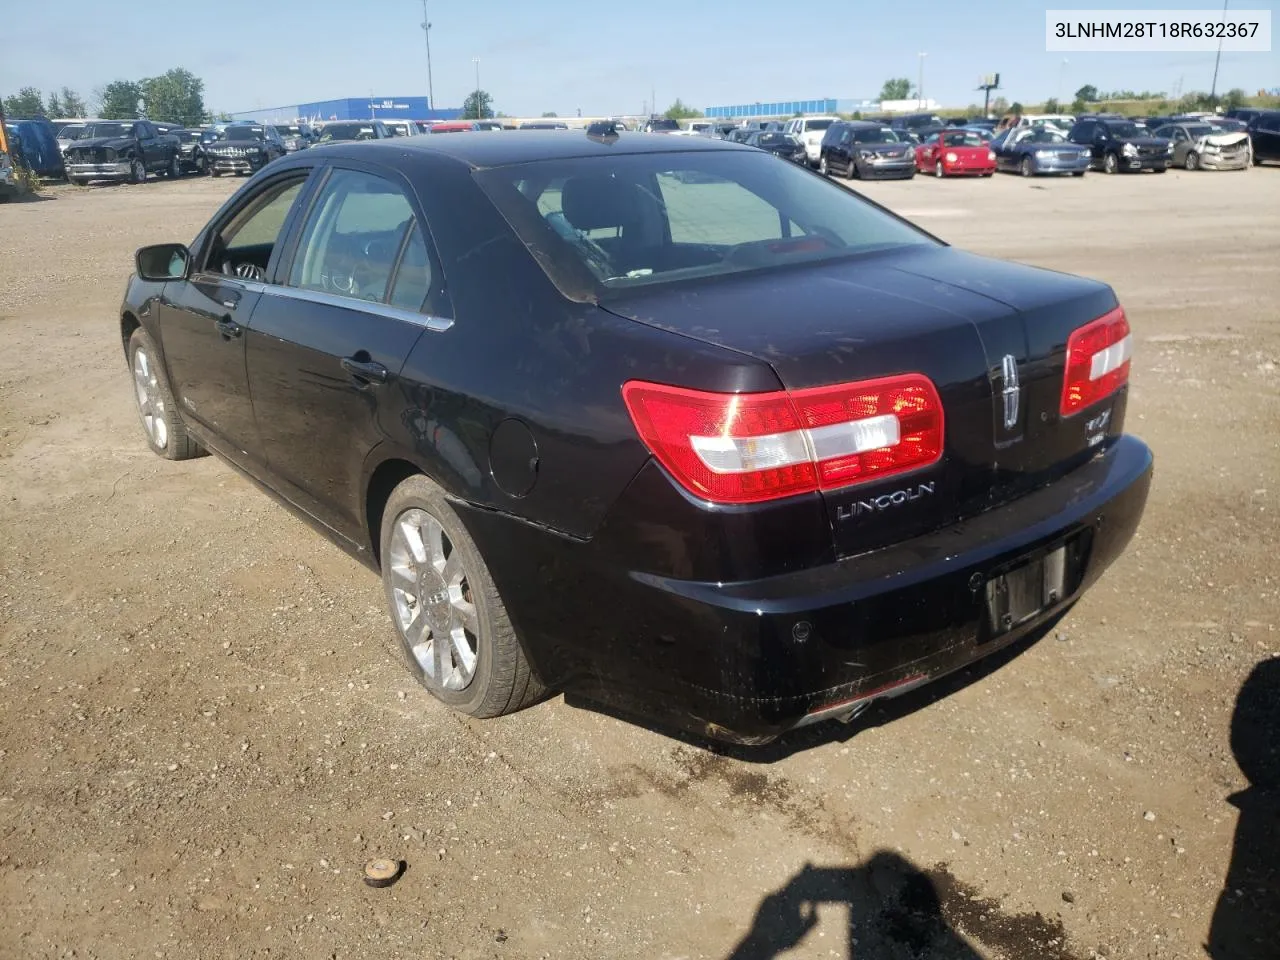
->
xmin=380 ymin=120 xmax=422 ymax=138
xmin=784 ymin=116 xmax=840 ymax=167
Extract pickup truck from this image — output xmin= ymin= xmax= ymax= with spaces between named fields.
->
xmin=62 ymin=120 xmax=181 ymax=185
xmin=783 ymin=116 xmax=839 ymax=167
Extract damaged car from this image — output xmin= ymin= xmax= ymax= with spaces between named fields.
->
xmin=63 ymin=120 xmax=179 ymax=184
xmin=1151 ymin=121 xmax=1251 ymax=171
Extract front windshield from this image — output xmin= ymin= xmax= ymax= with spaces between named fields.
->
xmin=226 ymin=127 xmax=266 ymax=141
xmin=275 ymin=125 xmax=302 ymax=136
xmin=1183 ymin=124 xmax=1214 ymax=137
xmin=475 ymin=150 xmax=935 ymax=297
xmin=851 ymin=127 xmax=900 ymax=144
xmin=1017 ymin=129 xmax=1068 ymax=145
xmin=79 ymin=122 xmax=131 ymax=139
xmin=59 ymin=124 xmax=85 ymax=140
xmin=320 ymin=124 xmax=377 ymax=141
xmin=1106 ymin=122 xmax=1141 ymax=138
xmin=941 ymin=131 xmax=985 ymax=147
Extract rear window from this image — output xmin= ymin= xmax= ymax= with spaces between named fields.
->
xmin=474 ymin=150 xmax=935 ymax=299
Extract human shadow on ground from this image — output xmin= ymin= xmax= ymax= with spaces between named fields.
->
xmin=725 ymin=851 xmax=1083 ymax=959
xmin=1207 ymin=656 xmax=1280 ymax=960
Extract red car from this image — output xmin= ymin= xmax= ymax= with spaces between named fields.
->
xmin=915 ymin=129 xmax=997 ymax=177
xmin=429 ymin=120 xmax=480 ymax=134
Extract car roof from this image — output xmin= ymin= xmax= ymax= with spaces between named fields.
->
xmin=303 ymin=130 xmax=756 ymax=169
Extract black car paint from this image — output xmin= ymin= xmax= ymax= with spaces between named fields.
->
xmin=204 ymin=126 xmax=288 ymax=175
xmin=1067 ymin=118 xmax=1171 ymax=172
xmin=121 ymin=134 xmax=1152 ymax=742
xmin=63 ymin=120 xmax=179 ymax=179
xmin=1247 ymin=111 xmax=1280 ymax=163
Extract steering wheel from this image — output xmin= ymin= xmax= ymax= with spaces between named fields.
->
xmin=222 ymin=260 xmax=266 ymax=282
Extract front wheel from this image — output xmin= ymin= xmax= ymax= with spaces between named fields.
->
xmin=129 ymin=158 xmax=146 ymax=184
xmin=843 ymin=157 xmax=856 ymax=180
xmin=1103 ymin=153 xmax=1119 ymax=174
xmin=166 ymin=154 xmax=180 ymax=178
xmin=934 ymin=160 xmax=944 ymax=178
xmin=1184 ymin=152 xmax=1199 ymax=171
xmin=1020 ymin=156 xmax=1034 ymax=177
xmin=380 ymin=475 xmax=545 ymax=718
xmin=210 ymin=170 xmax=222 ymax=178
xmin=819 ymin=155 xmax=829 ymax=176
xmin=127 ymin=328 xmax=202 ymax=460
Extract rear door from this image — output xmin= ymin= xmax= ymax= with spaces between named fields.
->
xmin=244 ymin=163 xmax=446 ymax=541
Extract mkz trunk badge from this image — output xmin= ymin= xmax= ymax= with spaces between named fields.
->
xmin=1000 ymin=354 xmax=1020 ymax=430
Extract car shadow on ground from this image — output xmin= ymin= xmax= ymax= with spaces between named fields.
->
xmin=1206 ymin=655 xmax=1280 ymax=960
xmin=573 ymin=615 xmax=1064 ymax=763
xmin=723 ymin=850 xmax=1086 ymax=959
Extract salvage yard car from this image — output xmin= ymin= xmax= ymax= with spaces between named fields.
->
xmin=1150 ymin=121 xmax=1250 ymax=171
xmin=818 ymin=121 xmax=916 ymax=180
xmin=63 ymin=119 xmax=179 ymax=184
xmin=990 ymin=126 xmax=1091 ymax=177
xmin=1067 ymin=116 xmax=1173 ymax=174
xmin=118 ymin=131 xmax=1152 ymax=744
xmin=204 ymin=124 xmax=287 ymax=177
xmin=913 ymin=129 xmax=997 ymax=178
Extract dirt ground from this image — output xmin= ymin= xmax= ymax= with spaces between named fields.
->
xmin=1 ymin=163 xmax=1277 ymax=960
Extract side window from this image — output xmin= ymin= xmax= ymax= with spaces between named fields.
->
xmin=288 ymin=168 xmax=419 ymax=303
xmin=388 ymin=224 xmax=433 ymax=310
xmin=206 ymin=176 xmax=309 ymax=279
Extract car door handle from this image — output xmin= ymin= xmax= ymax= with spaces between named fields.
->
xmin=341 ymin=356 xmax=389 ymax=384
xmin=215 ymin=317 xmax=242 ymax=339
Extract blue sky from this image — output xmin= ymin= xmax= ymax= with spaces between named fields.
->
xmin=3 ymin=0 xmax=1274 ymax=115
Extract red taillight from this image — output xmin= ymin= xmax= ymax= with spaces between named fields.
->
xmin=621 ymin=374 xmax=944 ymax=505
xmin=1061 ymin=307 xmax=1132 ymax=417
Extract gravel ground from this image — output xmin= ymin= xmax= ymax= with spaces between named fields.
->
xmin=1 ymin=164 xmax=1277 ymax=960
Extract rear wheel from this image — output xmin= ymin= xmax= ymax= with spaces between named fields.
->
xmin=380 ymin=475 xmax=545 ymax=718
xmin=1185 ymin=151 xmax=1199 ymax=171
xmin=127 ymin=327 xmax=202 ymax=460
xmin=1020 ymin=156 xmax=1033 ymax=177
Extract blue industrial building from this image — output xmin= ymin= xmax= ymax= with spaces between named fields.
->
xmin=231 ymin=96 xmax=462 ymax=124
xmin=704 ymin=97 xmax=879 ymax=119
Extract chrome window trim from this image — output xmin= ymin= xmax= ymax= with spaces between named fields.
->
xmin=260 ymin=282 xmax=454 ymax=332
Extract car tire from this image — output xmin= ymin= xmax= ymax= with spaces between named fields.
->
xmin=843 ymin=158 xmax=856 ymax=180
xmin=1152 ymin=165 xmax=1167 ymax=174
xmin=130 ymin=158 xmax=146 ymax=184
xmin=1072 ymin=171 xmax=1085 ymax=177
xmin=1020 ymin=156 xmax=1034 ymax=177
xmin=211 ymin=170 xmax=222 ymax=178
xmin=68 ymin=176 xmax=85 ymax=186
xmin=1103 ymin=153 xmax=1118 ymax=174
xmin=166 ymin=154 xmax=180 ymax=178
xmin=127 ymin=327 xmax=202 ymax=461
xmin=379 ymin=474 xmax=546 ymax=718
xmin=819 ymin=156 xmax=829 ymax=176
xmin=1185 ymin=152 xmax=1199 ymax=171
xmin=934 ymin=160 xmax=944 ymax=178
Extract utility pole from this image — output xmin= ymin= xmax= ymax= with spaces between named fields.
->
xmin=1059 ymin=59 xmax=1069 ymax=102
xmin=420 ymin=0 xmax=434 ymax=111
xmin=472 ymin=58 xmax=481 ymax=118
xmin=917 ymin=53 xmax=927 ymax=109
xmin=1210 ymin=0 xmax=1228 ymax=106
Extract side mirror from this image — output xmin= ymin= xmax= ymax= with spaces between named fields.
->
xmin=136 ymin=243 xmax=191 ymax=282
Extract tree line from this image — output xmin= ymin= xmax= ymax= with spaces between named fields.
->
xmin=3 ymin=69 xmax=209 ymax=127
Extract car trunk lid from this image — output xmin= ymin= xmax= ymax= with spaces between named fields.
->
xmin=602 ymin=247 xmax=1122 ymax=558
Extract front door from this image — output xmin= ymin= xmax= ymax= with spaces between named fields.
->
xmin=245 ymin=165 xmax=448 ymax=541
xmin=157 ymin=172 xmax=312 ymax=461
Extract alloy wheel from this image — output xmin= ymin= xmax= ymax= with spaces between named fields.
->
xmin=1185 ymin=151 xmax=1199 ymax=171
xmin=132 ymin=347 xmax=168 ymax=449
xmin=1021 ymin=157 xmax=1033 ymax=177
xmin=387 ymin=508 xmax=480 ymax=692
xmin=935 ymin=160 xmax=944 ymax=178
xmin=131 ymin=159 xmax=145 ymax=183
xmin=819 ymin=156 xmax=828 ymax=176
xmin=1104 ymin=153 xmax=1118 ymax=174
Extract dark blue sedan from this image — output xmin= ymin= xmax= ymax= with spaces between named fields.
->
xmin=992 ymin=126 xmax=1091 ymax=177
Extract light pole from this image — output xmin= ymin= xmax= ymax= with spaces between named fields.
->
xmin=419 ymin=0 xmax=434 ymax=111
xmin=472 ymin=57 xmax=481 ymax=117
xmin=917 ymin=52 xmax=927 ymax=109
xmin=1210 ymin=0 xmax=1228 ymax=106
xmin=1059 ymin=58 xmax=1069 ymax=103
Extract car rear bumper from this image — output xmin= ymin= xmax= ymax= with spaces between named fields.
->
xmin=465 ymin=433 xmax=1153 ymax=744
xmin=66 ymin=162 xmax=132 ymax=179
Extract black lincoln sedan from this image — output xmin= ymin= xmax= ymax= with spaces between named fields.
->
xmin=120 ymin=132 xmax=1152 ymax=744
